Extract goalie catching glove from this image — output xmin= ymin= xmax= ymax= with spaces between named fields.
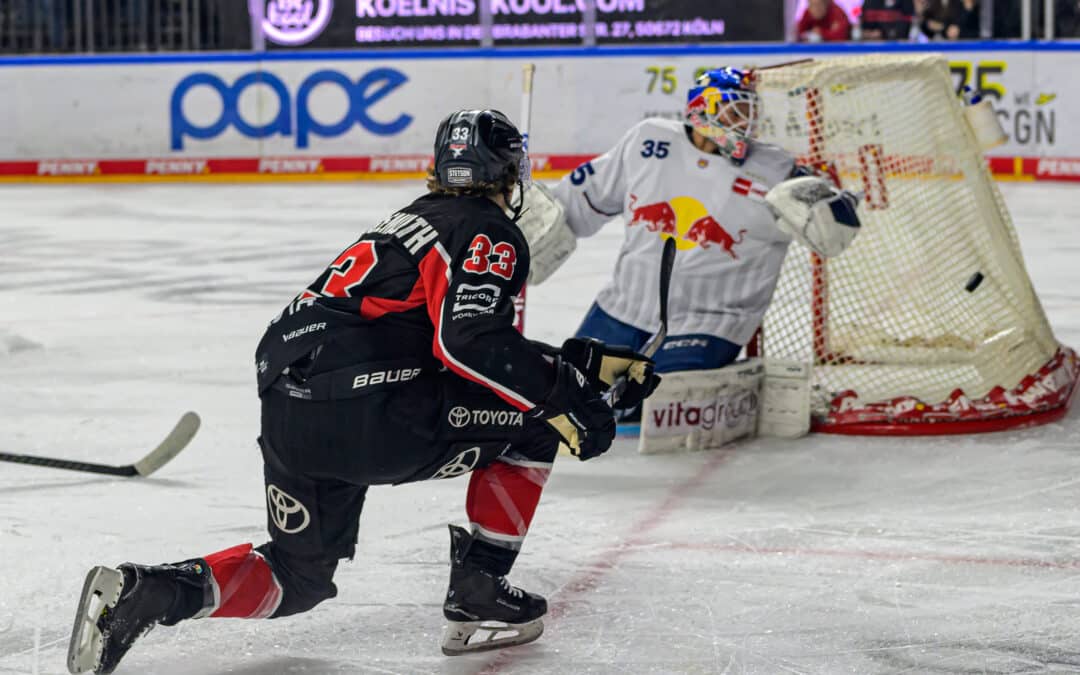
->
xmin=765 ymin=175 xmax=862 ymax=258
xmin=531 ymin=357 xmax=616 ymax=461
xmin=559 ymin=337 xmax=661 ymax=411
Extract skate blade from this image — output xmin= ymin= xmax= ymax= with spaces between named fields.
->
xmin=441 ymin=618 xmax=544 ymax=656
xmin=67 ymin=566 xmax=123 ymax=674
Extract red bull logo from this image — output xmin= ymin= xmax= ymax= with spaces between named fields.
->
xmin=629 ymin=200 xmax=677 ymax=235
xmin=628 ymin=195 xmax=746 ymax=260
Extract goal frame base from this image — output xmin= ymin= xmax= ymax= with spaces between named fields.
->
xmin=809 ymin=347 xmax=1079 ymax=436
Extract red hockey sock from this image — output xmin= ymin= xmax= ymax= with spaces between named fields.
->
xmin=465 ymin=456 xmax=551 ymax=545
xmin=202 ymin=543 xmax=283 ymax=619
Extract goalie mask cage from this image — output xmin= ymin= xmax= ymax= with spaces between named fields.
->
xmin=751 ymin=54 xmax=1078 ymax=435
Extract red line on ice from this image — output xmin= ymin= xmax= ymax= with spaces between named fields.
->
xmin=476 ymin=446 xmax=739 ymax=674
xmin=660 ymin=541 xmax=1080 ymax=570
xmin=474 ymin=443 xmax=1080 ymax=673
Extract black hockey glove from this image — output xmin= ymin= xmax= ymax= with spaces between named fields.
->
xmin=532 ymin=357 xmax=616 ymax=461
xmin=560 ymin=337 xmax=662 ymax=411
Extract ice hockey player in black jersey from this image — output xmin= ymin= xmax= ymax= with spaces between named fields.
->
xmin=66 ymin=109 xmax=661 ymax=673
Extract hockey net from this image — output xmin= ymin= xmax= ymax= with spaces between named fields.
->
xmin=751 ymin=54 xmax=1078 ymax=434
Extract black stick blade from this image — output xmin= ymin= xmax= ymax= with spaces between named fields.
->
xmin=133 ymin=412 xmax=200 ymax=476
xmin=658 ymin=236 xmax=677 ymax=329
xmin=0 ymin=412 xmax=200 ymax=478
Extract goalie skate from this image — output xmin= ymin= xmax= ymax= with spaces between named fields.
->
xmin=441 ymin=524 xmax=547 ymax=656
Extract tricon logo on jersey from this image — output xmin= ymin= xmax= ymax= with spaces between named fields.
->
xmin=170 ymin=68 xmax=413 ymax=150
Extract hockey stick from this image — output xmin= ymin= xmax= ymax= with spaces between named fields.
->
xmin=512 ymin=63 xmax=536 ymax=335
xmin=0 ymin=412 xmax=200 ymax=477
xmin=609 ymin=236 xmax=677 ymax=405
xmin=520 ymin=63 xmax=536 ymax=158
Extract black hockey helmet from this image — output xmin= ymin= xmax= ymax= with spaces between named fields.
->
xmin=433 ymin=109 xmax=530 ymax=192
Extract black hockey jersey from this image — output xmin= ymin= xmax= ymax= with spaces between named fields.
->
xmin=256 ymin=192 xmax=555 ymax=412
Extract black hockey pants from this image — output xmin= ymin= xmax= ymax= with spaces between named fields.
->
xmin=254 ymin=369 xmax=560 ymax=617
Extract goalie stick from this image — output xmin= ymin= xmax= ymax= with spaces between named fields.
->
xmin=609 ymin=236 xmax=677 ymax=405
xmin=511 ymin=62 xmax=536 ymax=334
xmin=0 ymin=411 xmax=200 ymax=477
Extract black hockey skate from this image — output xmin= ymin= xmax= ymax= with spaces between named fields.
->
xmin=67 ymin=560 xmax=210 ymax=674
xmin=441 ymin=524 xmax=547 ymax=656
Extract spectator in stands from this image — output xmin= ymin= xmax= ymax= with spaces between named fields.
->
xmin=796 ymin=0 xmax=852 ymax=42
xmin=1057 ymin=0 xmax=1080 ymax=36
xmin=5 ymin=0 xmax=64 ymax=51
xmin=861 ymin=0 xmax=915 ymax=40
xmin=994 ymin=0 xmax=1021 ymax=38
xmin=911 ymin=0 xmax=949 ymax=39
xmin=945 ymin=0 xmax=981 ymax=38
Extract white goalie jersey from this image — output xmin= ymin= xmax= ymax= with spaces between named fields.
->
xmin=552 ymin=118 xmax=796 ymax=345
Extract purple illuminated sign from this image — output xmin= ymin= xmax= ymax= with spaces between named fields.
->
xmin=261 ymin=0 xmax=335 ymax=45
xmin=353 ymin=0 xmax=649 ymax=16
xmin=261 ymin=0 xmax=781 ymax=48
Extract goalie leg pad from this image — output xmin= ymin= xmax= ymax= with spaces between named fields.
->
xmin=759 ymin=360 xmax=812 ymax=438
xmin=639 ymin=360 xmax=764 ymax=454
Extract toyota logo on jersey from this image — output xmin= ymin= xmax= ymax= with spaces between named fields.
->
xmin=448 ymin=406 xmax=524 ymax=429
xmin=267 ymin=484 xmax=311 ymax=534
xmin=448 ymin=406 xmax=471 ymax=428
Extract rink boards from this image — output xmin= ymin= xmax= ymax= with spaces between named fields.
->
xmin=1 ymin=42 xmax=1078 ymax=182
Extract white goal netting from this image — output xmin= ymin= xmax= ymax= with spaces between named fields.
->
xmin=753 ymin=54 xmax=1076 ymax=433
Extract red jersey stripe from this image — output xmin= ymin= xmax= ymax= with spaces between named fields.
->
xmin=419 ymin=244 xmax=536 ymax=411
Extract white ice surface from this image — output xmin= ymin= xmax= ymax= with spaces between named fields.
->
xmin=1 ymin=182 xmax=1079 ymax=675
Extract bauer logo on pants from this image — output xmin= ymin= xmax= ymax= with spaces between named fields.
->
xmin=267 ymin=484 xmax=311 ymax=534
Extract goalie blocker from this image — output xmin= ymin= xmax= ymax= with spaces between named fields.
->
xmin=638 ymin=359 xmax=811 ymax=454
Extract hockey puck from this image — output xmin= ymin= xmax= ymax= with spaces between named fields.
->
xmin=965 ymin=272 xmax=984 ymax=292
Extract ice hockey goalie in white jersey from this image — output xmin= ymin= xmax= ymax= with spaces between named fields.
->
xmin=522 ymin=67 xmax=861 ymax=407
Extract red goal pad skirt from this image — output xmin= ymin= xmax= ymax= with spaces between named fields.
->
xmin=814 ymin=347 xmax=1080 ymax=435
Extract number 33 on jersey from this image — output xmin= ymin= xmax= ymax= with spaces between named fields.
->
xmin=463 ymin=234 xmax=517 ymax=280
